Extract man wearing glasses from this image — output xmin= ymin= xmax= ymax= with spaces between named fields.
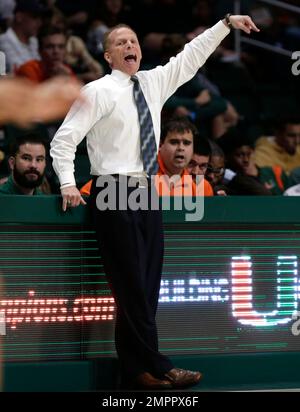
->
xmin=187 ymin=138 xmax=227 ymax=196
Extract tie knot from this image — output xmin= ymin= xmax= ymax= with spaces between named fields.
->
xmin=131 ymin=75 xmax=138 ymax=84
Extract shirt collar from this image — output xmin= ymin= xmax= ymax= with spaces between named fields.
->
xmin=111 ymin=69 xmax=133 ymax=84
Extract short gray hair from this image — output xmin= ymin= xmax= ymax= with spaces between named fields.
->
xmin=102 ymin=24 xmax=137 ymax=52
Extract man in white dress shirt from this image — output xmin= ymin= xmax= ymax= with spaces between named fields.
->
xmin=50 ymin=14 xmax=259 ymax=390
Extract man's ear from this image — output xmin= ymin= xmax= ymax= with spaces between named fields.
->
xmin=104 ymin=52 xmax=112 ymax=65
xmin=8 ymin=156 xmax=15 ymax=171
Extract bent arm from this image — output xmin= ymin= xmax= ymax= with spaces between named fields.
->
xmin=50 ymin=83 xmax=104 ymax=188
xmin=148 ymin=21 xmax=230 ymax=104
xmin=144 ymin=15 xmax=259 ymax=105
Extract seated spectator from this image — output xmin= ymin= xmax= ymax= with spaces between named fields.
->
xmin=157 ymin=117 xmax=213 ymax=196
xmin=204 ymin=142 xmax=228 ymax=196
xmin=0 ymin=0 xmax=45 ymax=73
xmin=187 ymin=137 xmax=210 ymax=179
xmin=16 ymin=25 xmax=75 ymax=82
xmin=227 ymin=138 xmax=290 ymax=195
xmin=45 ymin=6 xmax=104 ymax=83
xmin=0 ymin=133 xmax=48 ymax=195
xmin=186 ymin=137 xmax=214 ymax=196
xmin=254 ymin=117 xmax=300 ymax=174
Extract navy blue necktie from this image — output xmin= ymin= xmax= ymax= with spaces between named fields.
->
xmin=131 ymin=75 xmax=158 ymax=176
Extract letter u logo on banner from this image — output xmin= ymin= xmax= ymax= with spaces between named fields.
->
xmin=231 ymin=256 xmax=298 ymax=327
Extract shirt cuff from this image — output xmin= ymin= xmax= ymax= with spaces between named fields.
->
xmin=211 ymin=20 xmax=231 ymax=41
xmin=59 ymin=171 xmax=76 ymax=188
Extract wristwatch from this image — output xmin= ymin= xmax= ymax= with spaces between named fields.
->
xmin=224 ymin=13 xmax=233 ymax=29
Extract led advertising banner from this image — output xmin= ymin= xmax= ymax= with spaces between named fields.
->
xmin=1 ymin=223 xmax=300 ymax=362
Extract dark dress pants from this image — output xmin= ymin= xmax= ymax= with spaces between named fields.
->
xmin=90 ymin=177 xmax=173 ymax=382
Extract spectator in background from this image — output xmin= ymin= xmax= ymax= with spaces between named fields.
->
xmin=45 ymin=5 xmax=104 ymax=83
xmin=227 ymin=137 xmax=290 ymax=195
xmin=187 ymin=137 xmax=211 ymax=179
xmin=186 ymin=137 xmax=214 ymax=196
xmin=15 ymin=26 xmax=81 ymax=142
xmin=158 ymin=117 xmax=213 ymax=196
xmin=0 ymin=0 xmax=46 ymax=73
xmin=205 ymin=142 xmax=228 ymax=196
xmin=16 ymin=26 xmax=75 ymax=82
xmin=254 ymin=117 xmax=300 ymax=174
xmin=0 ymin=134 xmax=47 ymax=195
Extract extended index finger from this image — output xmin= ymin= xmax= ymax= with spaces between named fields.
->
xmin=248 ymin=17 xmax=260 ymax=32
xmin=62 ymin=197 xmax=68 ymax=212
xmin=80 ymin=196 xmax=87 ymax=206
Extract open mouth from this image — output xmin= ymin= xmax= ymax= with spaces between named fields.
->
xmin=175 ymin=155 xmax=185 ymax=161
xmin=124 ymin=54 xmax=137 ymax=63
